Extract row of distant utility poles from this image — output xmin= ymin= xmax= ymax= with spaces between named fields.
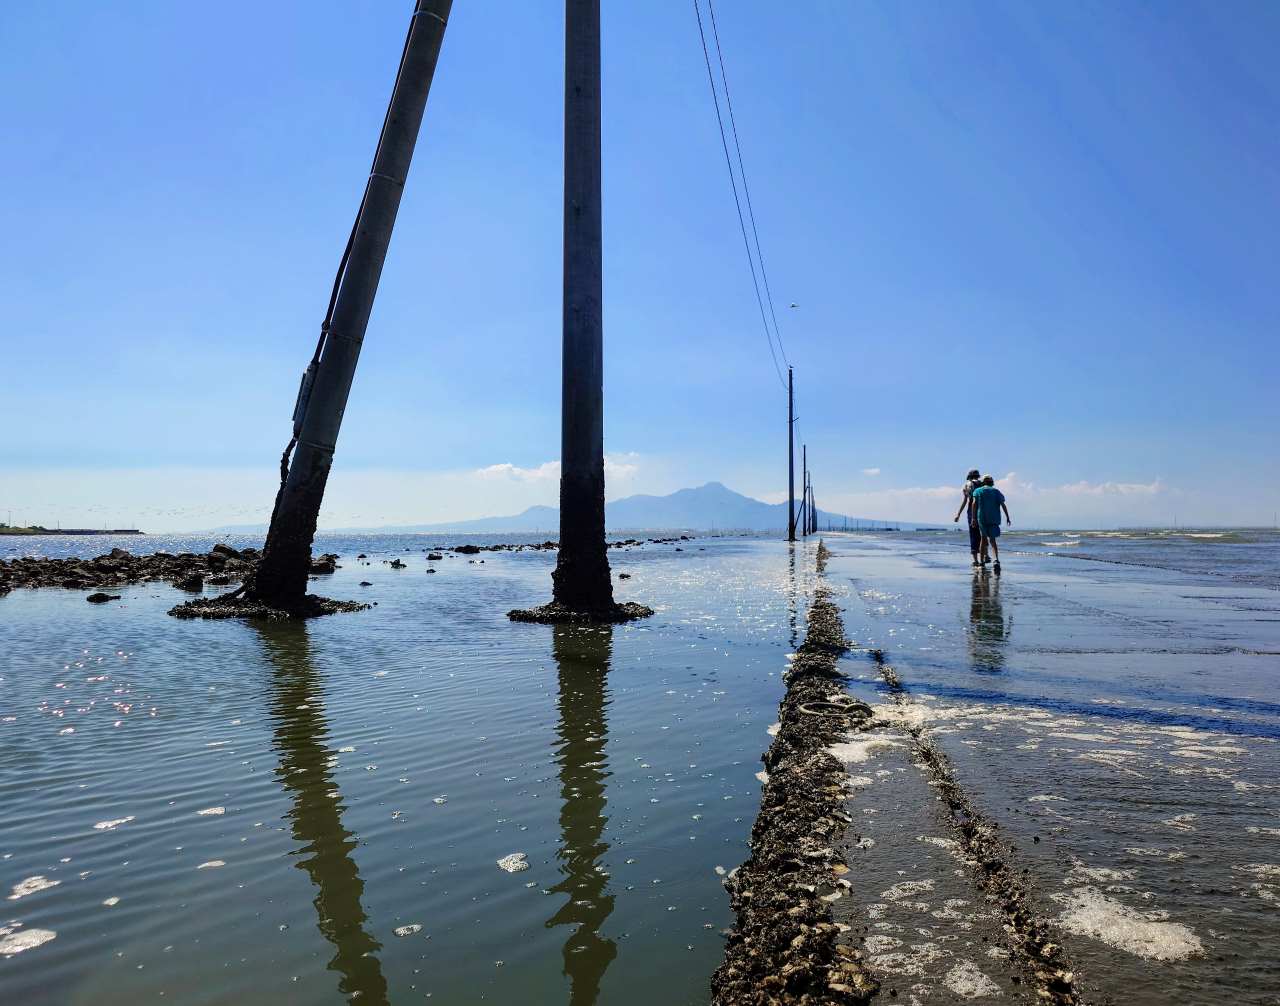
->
xmin=786 ymin=366 xmax=817 ymax=541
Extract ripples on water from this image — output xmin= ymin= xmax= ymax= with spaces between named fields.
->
xmin=6 ymin=529 xmax=1278 ymax=1003
xmin=0 ymin=535 xmax=818 ymax=1005
xmin=827 ymin=532 xmax=1280 ymax=1004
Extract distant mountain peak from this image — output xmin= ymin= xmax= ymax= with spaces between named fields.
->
xmin=343 ymin=480 xmax=928 ymax=534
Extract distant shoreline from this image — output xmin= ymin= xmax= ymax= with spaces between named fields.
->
xmin=0 ymin=527 xmax=143 ymax=536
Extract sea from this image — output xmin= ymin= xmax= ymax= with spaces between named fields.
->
xmin=1 ymin=528 xmax=1277 ymax=1003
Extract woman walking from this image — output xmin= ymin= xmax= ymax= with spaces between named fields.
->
xmin=953 ymin=468 xmax=985 ymax=567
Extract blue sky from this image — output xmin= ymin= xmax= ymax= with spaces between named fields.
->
xmin=2 ymin=0 xmax=1276 ymax=530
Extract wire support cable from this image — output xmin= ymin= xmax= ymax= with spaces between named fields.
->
xmin=693 ymin=0 xmax=786 ymax=391
xmin=705 ymin=0 xmax=790 ymax=368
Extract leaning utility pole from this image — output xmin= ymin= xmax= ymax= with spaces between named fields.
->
xmin=787 ymin=367 xmax=795 ymax=541
xmin=252 ymin=1 xmax=451 ymax=609
xmin=551 ymin=0 xmax=615 ymax=614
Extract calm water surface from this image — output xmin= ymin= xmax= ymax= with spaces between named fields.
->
xmin=1 ymin=534 xmax=818 ymax=1005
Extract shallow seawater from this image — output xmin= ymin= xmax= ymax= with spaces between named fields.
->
xmin=825 ymin=532 xmax=1280 ymax=1003
xmin=0 ymin=535 xmax=819 ymax=1005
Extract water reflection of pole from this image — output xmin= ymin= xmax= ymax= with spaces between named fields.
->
xmin=787 ymin=541 xmax=798 ymax=648
xmin=255 ymin=623 xmax=389 ymax=1005
xmin=546 ymin=625 xmax=617 ymax=1006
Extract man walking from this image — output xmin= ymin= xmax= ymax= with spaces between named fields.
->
xmin=971 ymin=475 xmax=1012 ymax=574
xmin=953 ymin=468 xmax=985 ymax=567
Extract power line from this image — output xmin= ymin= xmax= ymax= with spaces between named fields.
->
xmin=705 ymin=0 xmax=789 ymax=368
xmin=692 ymin=0 xmax=786 ymax=391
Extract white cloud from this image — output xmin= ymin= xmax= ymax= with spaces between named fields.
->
xmin=861 ymin=467 xmax=881 ymax=477
xmin=474 ymin=452 xmax=640 ymax=484
xmin=817 ymin=471 xmax=1176 ymax=527
xmin=476 ymin=461 xmax=560 ymax=482
xmin=0 ymin=453 xmax=653 ymax=532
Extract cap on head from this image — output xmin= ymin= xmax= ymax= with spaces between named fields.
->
xmin=982 ymin=475 xmax=995 ymax=486
xmin=967 ymin=469 xmax=980 ymax=481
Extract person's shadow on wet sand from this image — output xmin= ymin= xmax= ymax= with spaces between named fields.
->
xmin=254 ymin=622 xmax=390 ymax=1006
xmin=545 ymin=624 xmax=618 ymax=1006
xmin=968 ymin=570 xmax=1012 ymax=673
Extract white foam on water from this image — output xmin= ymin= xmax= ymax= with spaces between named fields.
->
xmin=863 ymin=934 xmax=902 ymax=954
xmin=882 ymin=879 xmax=934 ymax=902
xmin=943 ymin=959 xmax=1004 ymax=999
xmin=1067 ymin=859 xmax=1135 ymax=884
xmin=8 ymin=875 xmax=60 ymax=900
xmin=828 ymin=735 xmax=903 ymax=764
xmin=1163 ymin=813 xmax=1197 ymax=832
xmin=1050 ymin=887 xmax=1202 ymax=960
xmin=1246 ymin=826 xmax=1280 ymax=837
xmin=1049 ymin=732 xmax=1117 ymax=743
xmin=915 ymin=836 xmax=967 ymax=865
xmin=868 ymin=942 xmax=946 ymax=978
xmin=1028 ymin=795 xmax=1066 ymax=803
xmin=0 ymin=927 xmax=56 ymax=957
xmin=93 ymin=816 xmax=134 ymax=831
xmin=497 ymin=853 xmax=529 ymax=873
xmin=1233 ymin=863 xmax=1280 ymax=880
xmin=1124 ymin=847 xmax=1177 ymax=859
xmin=766 ymin=722 xmax=780 ymax=737
xmin=754 ymin=770 xmax=769 ymax=784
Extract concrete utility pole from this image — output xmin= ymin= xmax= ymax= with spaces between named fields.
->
xmin=787 ymin=367 xmax=795 ymax=541
xmin=252 ymin=1 xmax=451 ymax=608
xmin=551 ymin=0 xmax=615 ymax=613
xmin=800 ymin=446 xmax=808 ymax=538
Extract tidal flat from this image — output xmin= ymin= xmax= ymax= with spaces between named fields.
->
xmin=2 ymin=529 xmax=1278 ymax=1004
xmin=0 ymin=533 xmax=814 ymax=1005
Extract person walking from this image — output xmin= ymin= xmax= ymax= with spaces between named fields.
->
xmin=971 ymin=475 xmax=1012 ymax=574
xmin=953 ymin=468 xmax=986 ymax=567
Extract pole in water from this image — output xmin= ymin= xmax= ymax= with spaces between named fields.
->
xmin=787 ymin=367 xmax=795 ymax=541
xmin=552 ymin=0 xmax=612 ymax=613
xmin=799 ymin=445 xmax=808 ymax=537
xmin=251 ymin=1 xmax=452 ymax=610
xmin=510 ymin=0 xmax=651 ymax=624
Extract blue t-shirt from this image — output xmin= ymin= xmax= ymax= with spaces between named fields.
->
xmin=971 ymin=486 xmax=1005 ymax=525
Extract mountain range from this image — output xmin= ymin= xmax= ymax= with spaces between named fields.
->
xmin=306 ymin=482 xmax=934 ymax=534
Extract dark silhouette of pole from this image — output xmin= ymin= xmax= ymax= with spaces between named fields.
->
xmin=551 ymin=0 xmax=614 ymax=614
xmin=787 ymin=367 xmax=795 ymax=541
xmin=252 ymin=1 xmax=451 ymax=608
xmin=799 ymin=446 xmax=808 ymax=537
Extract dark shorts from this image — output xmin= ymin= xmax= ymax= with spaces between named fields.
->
xmin=968 ymin=522 xmax=981 ymax=553
xmin=979 ymin=522 xmax=1001 ymax=539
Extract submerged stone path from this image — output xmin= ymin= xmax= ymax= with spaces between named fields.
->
xmin=716 ymin=542 xmax=1082 ymax=1005
xmin=712 ymin=542 xmax=879 ymax=1005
